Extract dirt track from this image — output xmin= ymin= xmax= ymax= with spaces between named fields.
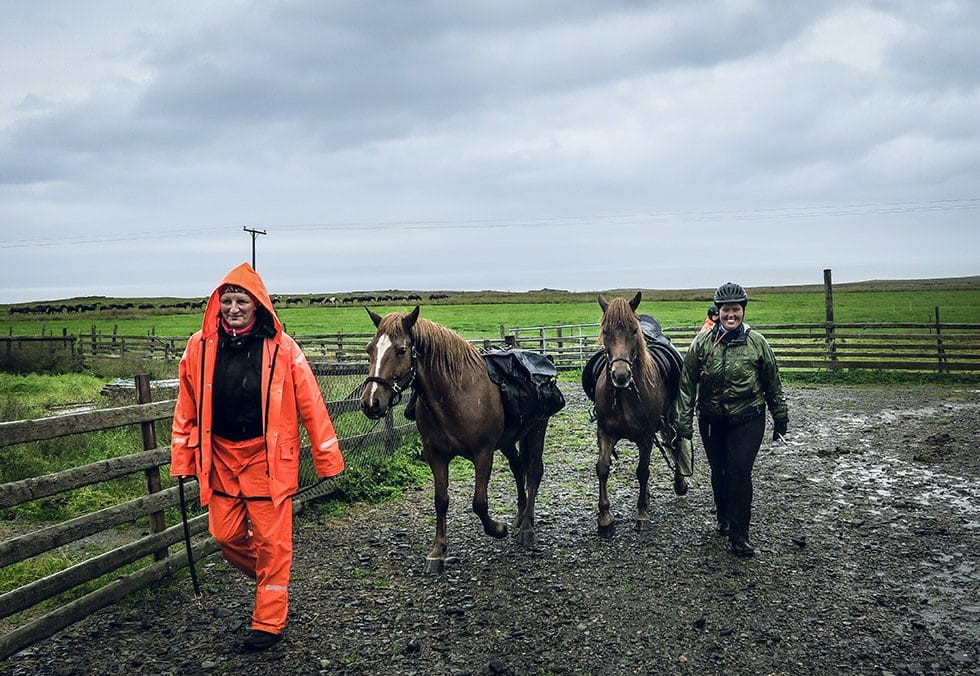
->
xmin=6 ymin=383 xmax=979 ymax=675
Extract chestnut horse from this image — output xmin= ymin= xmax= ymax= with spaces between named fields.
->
xmin=593 ymin=292 xmax=690 ymax=535
xmin=361 ymin=306 xmax=549 ymax=573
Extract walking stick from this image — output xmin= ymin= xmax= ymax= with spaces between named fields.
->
xmin=178 ymin=477 xmax=203 ymax=602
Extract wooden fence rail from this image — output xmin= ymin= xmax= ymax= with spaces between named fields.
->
xmin=0 ymin=364 xmax=416 ymax=661
xmin=505 ymin=321 xmax=980 ymax=372
xmin=4 ymin=321 xmax=980 ymax=372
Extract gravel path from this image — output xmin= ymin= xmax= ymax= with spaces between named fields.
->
xmin=6 ymin=383 xmax=979 ymax=675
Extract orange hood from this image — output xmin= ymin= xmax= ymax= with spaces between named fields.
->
xmin=200 ymin=262 xmax=282 ymax=339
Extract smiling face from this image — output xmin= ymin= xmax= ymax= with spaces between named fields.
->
xmin=718 ymin=303 xmax=744 ymax=331
xmin=219 ymin=291 xmax=256 ymax=329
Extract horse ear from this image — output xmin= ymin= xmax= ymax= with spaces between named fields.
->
xmin=366 ymin=307 xmax=383 ymax=327
xmin=629 ymin=291 xmax=642 ymax=311
xmin=402 ymin=305 xmax=420 ymax=332
xmin=598 ymin=294 xmax=608 ymax=312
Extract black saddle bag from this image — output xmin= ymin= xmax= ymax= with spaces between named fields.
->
xmin=482 ymin=348 xmax=565 ymax=435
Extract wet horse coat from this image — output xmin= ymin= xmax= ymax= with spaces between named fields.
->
xmin=361 ymin=307 xmax=551 ymax=573
xmin=591 ymin=292 xmax=689 ymax=534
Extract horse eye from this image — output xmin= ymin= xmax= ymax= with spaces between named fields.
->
xmin=397 ymin=346 xmax=408 ymax=356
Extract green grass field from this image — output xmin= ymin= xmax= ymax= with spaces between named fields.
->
xmin=2 ymin=287 xmax=978 ymax=339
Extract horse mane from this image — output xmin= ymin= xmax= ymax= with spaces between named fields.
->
xmin=379 ymin=312 xmax=485 ymax=381
xmin=601 ymin=296 xmax=637 ymax=330
xmin=601 ymin=297 xmax=655 ymax=371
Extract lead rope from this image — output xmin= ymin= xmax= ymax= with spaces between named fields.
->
xmin=627 ymin=364 xmax=694 ymax=478
xmin=178 ymin=477 xmax=204 ymax=606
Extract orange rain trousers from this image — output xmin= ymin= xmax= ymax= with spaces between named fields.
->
xmin=208 ymin=436 xmax=293 ymax=634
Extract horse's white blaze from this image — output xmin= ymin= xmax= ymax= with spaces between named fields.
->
xmin=369 ymin=334 xmax=393 ymax=400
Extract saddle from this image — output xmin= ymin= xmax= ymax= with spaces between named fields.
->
xmin=482 ymin=348 xmax=566 ymax=436
xmin=403 ymin=348 xmax=566 ymax=436
xmin=581 ymin=314 xmax=683 ymax=404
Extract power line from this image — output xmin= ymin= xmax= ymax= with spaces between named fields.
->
xmin=1 ymin=197 xmax=978 ymax=248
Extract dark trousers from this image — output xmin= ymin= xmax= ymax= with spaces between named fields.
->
xmin=698 ymin=412 xmax=765 ymax=541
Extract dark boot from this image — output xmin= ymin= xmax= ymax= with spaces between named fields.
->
xmin=716 ymin=519 xmax=730 ymax=536
xmin=243 ymin=629 xmax=280 ymax=652
xmin=728 ymin=521 xmax=754 ymax=557
xmin=729 ymin=535 xmax=754 ymax=558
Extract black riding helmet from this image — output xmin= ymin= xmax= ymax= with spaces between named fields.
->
xmin=714 ymin=281 xmax=748 ymax=307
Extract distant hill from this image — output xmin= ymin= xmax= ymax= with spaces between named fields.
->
xmin=2 ymin=276 xmax=978 ymax=313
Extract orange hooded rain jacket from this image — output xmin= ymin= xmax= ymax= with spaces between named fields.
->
xmin=170 ymin=263 xmax=343 ymax=506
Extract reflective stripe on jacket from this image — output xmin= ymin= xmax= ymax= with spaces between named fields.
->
xmin=170 ymin=262 xmax=344 ymax=506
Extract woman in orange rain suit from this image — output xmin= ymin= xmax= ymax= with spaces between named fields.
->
xmin=170 ymin=262 xmax=344 ymax=652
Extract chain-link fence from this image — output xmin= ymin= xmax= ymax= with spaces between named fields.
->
xmin=295 ymin=362 xmax=418 ymax=500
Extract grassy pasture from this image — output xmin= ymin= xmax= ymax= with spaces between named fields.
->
xmin=2 ymin=287 xmax=978 ymax=339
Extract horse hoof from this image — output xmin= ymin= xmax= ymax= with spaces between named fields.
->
xmin=517 ymin=530 xmax=536 ymax=547
xmin=597 ymin=522 xmax=616 ymax=538
xmin=487 ymin=523 xmax=508 ymax=539
xmin=674 ymin=478 xmax=689 ymax=496
xmin=423 ymin=557 xmax=445 ymax=574
xmin=634 ymin=519 xmax=651 ymax=532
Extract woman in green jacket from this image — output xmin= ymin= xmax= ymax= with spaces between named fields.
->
xmin=675 ymin=282 xmax=788 ymax=557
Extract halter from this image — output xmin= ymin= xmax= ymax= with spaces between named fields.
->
xmin=364 ymin=345 xmax=419 ymax=406
xmin=604 ymin=351 xmax=638 ymax=389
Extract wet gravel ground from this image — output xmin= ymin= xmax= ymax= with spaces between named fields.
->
xmin=6 ymin=383 xmax=979 ymax=675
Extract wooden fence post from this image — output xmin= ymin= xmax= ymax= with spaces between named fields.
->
xmin=90 ymin=325 xmax=97 ymax=356
xmin=823 ymin=269 xmax=837 ymax=363
xmin=135 ymin=374 xmax=167 ymax=561
xmin=935 ymin=306 xmax=947 ymax=372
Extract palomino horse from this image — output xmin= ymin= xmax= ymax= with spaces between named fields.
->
xmin=593 ymin=292 xmax=690 ymax=535
xmin=361 ymin=306 xmax=549 ymax=573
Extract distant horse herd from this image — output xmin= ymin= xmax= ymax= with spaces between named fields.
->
xmin=5 ymin=293 xmax=452 ymax=316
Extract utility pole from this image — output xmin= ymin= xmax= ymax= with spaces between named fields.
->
xmin=243 ymin=227 xmax=267 ymax=269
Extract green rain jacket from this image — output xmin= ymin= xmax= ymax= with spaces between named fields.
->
xmin=675 ymin=322 xmax=788 ymax=438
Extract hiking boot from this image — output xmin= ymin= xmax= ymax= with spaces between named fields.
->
xmin=729 ymin=537 xmax=755 ymax=558
xmin=243 ymin=629 xmax=280 ymax=652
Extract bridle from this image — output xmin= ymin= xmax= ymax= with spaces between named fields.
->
xmin=602 ymin=323 xmax=639 ymax=389
xmin=364 ymin=344 xmax=419 ymax=406
xmin=605 ymin=353 xmax=636 ymax=387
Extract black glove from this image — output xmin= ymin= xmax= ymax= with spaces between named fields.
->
xmin=772 ymin=417 xmax=788 ymax=441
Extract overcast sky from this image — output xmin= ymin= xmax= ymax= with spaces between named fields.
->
xmin=1 ymin=1 xmax=978 ymax=304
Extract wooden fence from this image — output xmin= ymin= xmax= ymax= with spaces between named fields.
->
xmin=0 ymin=365 xmax=416 ymax=660
xmin=1 ymin=328 xmax=379 ymax=363
xmin=4 ymin=318 xmax=980 ymax=372
xmin=505 ymin=320 xmax=980 ymax=372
